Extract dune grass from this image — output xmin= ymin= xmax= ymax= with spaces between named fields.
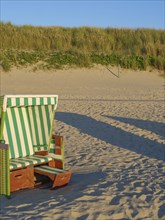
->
xmin=0 ymin=22 xmax=165 ymax=71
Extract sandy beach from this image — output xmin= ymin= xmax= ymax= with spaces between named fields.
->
xmin=0 ymin=66 xmax=165 ymax=219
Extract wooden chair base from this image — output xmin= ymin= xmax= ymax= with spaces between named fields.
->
xmin=34 ymin=165 xmax=72 ymax=188
xmin=10 ymin=165 xmax=34 ymax=192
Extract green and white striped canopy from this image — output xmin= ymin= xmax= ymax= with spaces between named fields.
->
xmin=0 ymin=95 xmax=58 ymax=159
xmin=0 ymin=95 xmax=58 ymax=111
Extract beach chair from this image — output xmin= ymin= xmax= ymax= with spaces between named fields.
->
xmin=0 ymin=95 xmax=72 ymax=197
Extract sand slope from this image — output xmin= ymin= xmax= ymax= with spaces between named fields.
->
xmin=0 ymin=66 xmax=165 ymax=219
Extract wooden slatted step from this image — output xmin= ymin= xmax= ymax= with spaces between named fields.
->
xmin=34 ymin=165 xmax=72 ymax=188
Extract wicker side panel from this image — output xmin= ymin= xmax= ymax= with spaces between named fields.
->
xmin=0 ymin=144 xmax=10 ymax=197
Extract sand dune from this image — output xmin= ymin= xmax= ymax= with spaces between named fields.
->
xmin=0 ymin=66 xmax=165 ymax=219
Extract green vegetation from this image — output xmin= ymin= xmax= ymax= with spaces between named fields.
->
xmin=0 ymin=22 xmax=165 ymax=71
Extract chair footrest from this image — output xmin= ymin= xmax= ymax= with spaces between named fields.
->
xmin=34 ymin=165 xmax=72 ymax=188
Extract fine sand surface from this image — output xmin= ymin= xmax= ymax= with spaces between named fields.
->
xmin=0 ymin=66 xmax=165 ymax=220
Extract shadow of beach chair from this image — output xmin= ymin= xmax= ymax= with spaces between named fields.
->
xmin=0 ymin=95 xmax=72 ymax=197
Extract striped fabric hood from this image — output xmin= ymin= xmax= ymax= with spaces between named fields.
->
xmin=1 ymin=95 xmax=58 ymax=111
xmin=0 ymin=95 xmax=58 ymax=159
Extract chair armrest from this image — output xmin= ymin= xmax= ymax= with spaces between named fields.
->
xmin=50 ymin=135 xmax=64 ymax=169
xmin=52 ymin=135 xmax=64 ymax=147
xmin=35 ymin=150 xmax=48 ymax=156
xmin=51 ymin=135 xmax=64 ymax=155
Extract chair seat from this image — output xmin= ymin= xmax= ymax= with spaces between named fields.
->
xmin=10 ymin=155 xmax=54 ymax=170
